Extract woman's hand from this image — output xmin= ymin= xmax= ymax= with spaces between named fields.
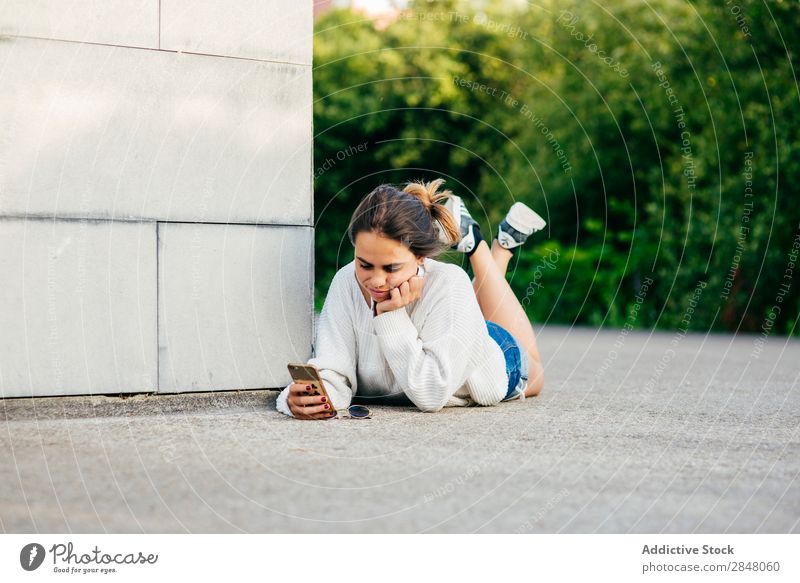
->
xmin=375 ymin=275 xmax=425 ymax=316
xmin=286 ymin=382 xmax=336 ymax=420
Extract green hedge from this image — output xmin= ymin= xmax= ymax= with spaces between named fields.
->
xmin=312 ymin=0 xmax=799 ymax=334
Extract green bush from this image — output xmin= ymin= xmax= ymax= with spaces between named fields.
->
xmin=312 ymin=0 xmax=799 ymax=334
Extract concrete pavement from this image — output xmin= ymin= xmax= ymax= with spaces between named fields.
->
xmin=1 ymin=326 xmax=798 ymax=533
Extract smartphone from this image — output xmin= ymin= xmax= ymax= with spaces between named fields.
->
xmin=287 ymin=362 xmax=333 ymax=403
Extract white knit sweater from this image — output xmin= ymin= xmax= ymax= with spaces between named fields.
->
xmin=275 ymin=257 xmax=508 ymax=416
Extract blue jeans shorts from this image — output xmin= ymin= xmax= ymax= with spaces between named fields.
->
xmin=485 ymin=320 xmax=529 ymax=401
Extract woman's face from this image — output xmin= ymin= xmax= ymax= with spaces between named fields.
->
xmin=354 ymin=231 xmax=424 ymax=303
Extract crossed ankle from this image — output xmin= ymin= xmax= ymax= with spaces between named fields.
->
xmin=464 ymin=226 xmax=485 ymax=257
xmin=492 ymin=238 xmax=515 ymax=256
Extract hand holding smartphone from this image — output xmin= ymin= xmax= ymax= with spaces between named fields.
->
xmin=286 ymin=363 xmax=337 ymax=420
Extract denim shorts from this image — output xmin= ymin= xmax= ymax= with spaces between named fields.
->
xmin=485 ymin=320 xmax=529 ymax=401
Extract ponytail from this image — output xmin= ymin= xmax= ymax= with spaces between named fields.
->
xmin=402 ymin=179 xmax=461 ymax=247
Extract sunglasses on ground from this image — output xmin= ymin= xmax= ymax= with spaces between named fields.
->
xmin=330 ymin=405 xmax=371 ymax=419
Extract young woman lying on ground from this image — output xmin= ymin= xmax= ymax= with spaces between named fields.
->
xmin=276 ymin=179 xmax=546 ymax=419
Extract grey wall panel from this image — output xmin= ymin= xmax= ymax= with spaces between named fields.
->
xmin=0 ymin=0 xmax=159 ymax=48
xmin=0 ymin=218 xmax=157 ymax=398
xmin=0 ymin=37 xmax=312 ymax=225
xmin=161 ymin=0 xmax=312 ymax=64
xmin=158 ymin=223 xmax=313 ymax=393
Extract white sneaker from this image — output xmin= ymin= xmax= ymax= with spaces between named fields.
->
xmin=437 ymin=195 xmax=482 ymax=254
xmin=497 ymin=202 xmax=546 ymax=250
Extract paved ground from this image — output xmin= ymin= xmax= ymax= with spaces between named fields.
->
xmin=1 ymin=326 xmax=798 ymax=533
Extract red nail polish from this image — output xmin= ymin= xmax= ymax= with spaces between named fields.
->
xmin=324 ymin=404 xmax=330 ymax=409
xmin=321 ymin=397 xmax=327 ymax=402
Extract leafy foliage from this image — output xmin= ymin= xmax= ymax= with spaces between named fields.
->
xmin=313 ymin=0 xmax=799 ymax=334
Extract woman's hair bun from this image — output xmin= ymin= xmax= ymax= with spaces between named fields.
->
xmin=403 ymin=179 xmax=461 ymax=246
xmin=402 ymin=178 xmax=447 ymax=210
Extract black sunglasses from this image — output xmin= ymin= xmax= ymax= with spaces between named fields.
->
xmin=330 ymin=405 xmax=371 ymax=419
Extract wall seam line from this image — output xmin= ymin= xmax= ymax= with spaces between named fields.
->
xmin=5 ymin=34 xmax=312 ymax=67
xmin=0 ymin=216 xmax=314 ymax=228
xmin=155 ymin=222 xmax=160 ymax=393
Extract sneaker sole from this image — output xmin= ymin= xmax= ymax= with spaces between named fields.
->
xmin=506 ymin=202 xmax=546 ymax=234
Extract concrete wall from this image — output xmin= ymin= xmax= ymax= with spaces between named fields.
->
xmin=0 ymin=1 xmax=314 ymax=397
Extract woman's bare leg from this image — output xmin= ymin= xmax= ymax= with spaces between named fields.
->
xmin=490 ymin=238 xmax=513 ymax=277
xmin=470 ymin=239 xmax=544 ymax=396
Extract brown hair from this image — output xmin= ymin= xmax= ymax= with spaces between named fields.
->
xmin=347 ymin=179 xmax=462 ymax=258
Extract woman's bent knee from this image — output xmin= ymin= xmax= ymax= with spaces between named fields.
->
xmin=525 ymin=360 xmax=544 ymax=397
